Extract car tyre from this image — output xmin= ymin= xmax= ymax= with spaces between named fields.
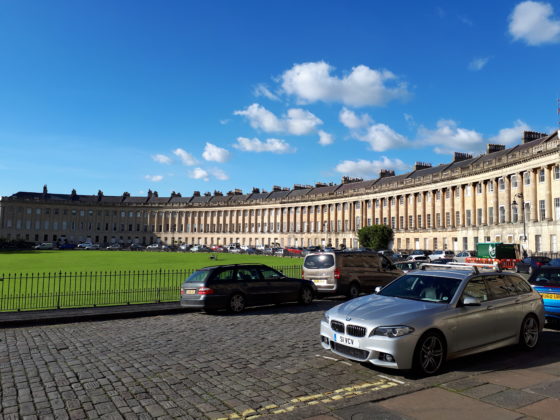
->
xmin=298 ymin=286 xmax=314 ymax=305
xmin=519 ymin=315 xmax=539 ymax=350
xmin=413 ymin=331 xmax=446 ymax=377
xmin=228 ymin=293 xmax=245 ymax=314
xmin=346 ymin=282 xmax=360 ymax=299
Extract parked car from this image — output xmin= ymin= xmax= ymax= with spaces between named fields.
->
xmin=527 ymin=266 xmax=560 ymax=323
xmin=429 ymin=250 xmax=455 ymax=261
xmin=393 ymin=261 xmax=420 ymax=273
xmin=146 ymin=243 xmax=161 ymax=250
xmin=455 ymin=251 xmax=476 ymax=263
xmin=546 ymin=258 xmax=560 ymax=267
xmin=106 ymin=244 xmax=121 ymax=250
xmin=58 ymin=243 xmax=76 ymax=250
xmin=76 ymin=243 xmax=92 ymax=249
xmin=410 ymin=250 xmax=432 ymax=257
xmin=129 ymin=243 xmax=145 ymax=251
xmin=302 ymin=251 xmax=403 ymax=298
xmin=34 ymin=242 xmax=54 ymax=250
xmin=407 ymin=254 xmax=431 ymax=262
xmin=515 ymin=256 xmax=552 ymax=274
xmin=84 ymin=243 xmax=100 ymax=250
xmin=273 ymin=248 xmax=285 ymax=257
xmin=180 ymin=264 xmax=316 ymax=313
xmin=320 ymin=263 xmax=544 ymax=376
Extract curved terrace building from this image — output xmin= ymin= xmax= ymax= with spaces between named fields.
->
xmin=1 ymin=131 xmax=560 ymax=253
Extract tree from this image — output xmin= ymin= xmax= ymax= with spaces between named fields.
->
xmin=357 ymin=224 xmax=394 ymax=250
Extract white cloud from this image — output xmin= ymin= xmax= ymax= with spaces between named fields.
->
xmin=418 ymin=119 xmax=483 ymax=154
xmin=234 ymin=103 xmax=322 ymax=135
xmin=339 ymin=107 xmax=372 ymax=129
xmin=254 ymin=84 xmax=279 ymax=101
xmin=280 ymin=61 xmax=409 ymax=107
xmin=509 ymin=1 xmax=560 ymax=45
xmin=209 ymin=168 xmax=229 ymax=180
xmin=189 ymin=167 xmax=209 ymax=181
xmin=335 ymin=157 xmax=410 ymax=178
xmin=489 ymin=120 xmax=531 ymax=145
xmin=144 ymin=175 xmax=163 ymax=182
xmin=468 ymin=57 xmax=490 ymax=71
xmin=284 ymin=108 xmax=323 ymax=135
xmin=318 ymin=130 xmax=334 ymax=146
xmin=202 ymin=142 xmax=230 ymax=162
xmin=358 ymin=123 xmax=409 ymax=152
xmin=219 ymin=119 xmax=230 ymax=125
xmin=173 ymin=148 xmax=198 ymax=166
xmin=152 ymin=154 xmax=172 ymax=164
xmin=233 ymin=137 xmax=295 ymax=153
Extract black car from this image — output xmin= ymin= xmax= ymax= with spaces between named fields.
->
xmin=180 ymin=264 xmax=316 ymax=313
xmin=515 ymin=256 xmax=551 ymax=274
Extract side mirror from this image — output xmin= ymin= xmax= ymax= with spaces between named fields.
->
xmin=374 ymin=286 xmax=382 ymax=294
xmin=461 ymin=296 xmax=481 ymax=306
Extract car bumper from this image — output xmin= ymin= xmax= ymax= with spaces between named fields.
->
xmin=180 ymin=295 xmax=228 ymax=310
xmin=320 ymin=321 xmax=417 ymax=370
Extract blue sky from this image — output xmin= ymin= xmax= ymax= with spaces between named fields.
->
xmin=1 ymin=0 xmax=559 ymax=197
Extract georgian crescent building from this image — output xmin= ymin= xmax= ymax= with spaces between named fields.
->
xmin=1 ymin=131 xmax=560 ymax=253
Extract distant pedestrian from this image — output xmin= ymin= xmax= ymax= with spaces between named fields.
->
xmin=523 ymin=249 xmax=528 ymax=258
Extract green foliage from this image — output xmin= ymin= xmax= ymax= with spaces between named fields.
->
xmin=357 ymin=225 xmax=394 ymax=250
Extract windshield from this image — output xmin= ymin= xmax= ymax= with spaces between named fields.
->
xmin=304 ymin=254 xmax=335 ymax=269
xmin=184 ymin=270 xmax=211 ymax=283
xmin=395 ymin=262 xmax=416 ymax=271
xmin=530 ymin=270 xmax=560 ymax=287
xmin=379 ymin=274 xmax=462 ymax=303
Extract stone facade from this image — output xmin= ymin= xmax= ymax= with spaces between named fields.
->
xmin=1 ymin=131 xmax=559 ymax=253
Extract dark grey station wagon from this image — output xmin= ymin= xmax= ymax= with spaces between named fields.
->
xmin=180 ymin=264 xmax=317 ymax=313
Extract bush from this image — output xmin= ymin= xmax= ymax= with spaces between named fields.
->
xmin=357 ymin=225 xmax=394 ymax=250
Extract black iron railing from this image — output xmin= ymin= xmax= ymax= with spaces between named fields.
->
xmin=0 ymin=265 xmax=302 ymax=312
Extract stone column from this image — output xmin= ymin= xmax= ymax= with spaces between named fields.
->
xmin=505 ymin=176 xmax=512 ymax=223
xmin=413 ymin=193 xmax=418 ymax=230
xmin=531 ymin=169 xmax=538 ymax=222
xmin=431 ymin=190 xmax=436 ymax=229
xmin=482 ymin=181 xmax=488 ymax=225
xmin=545 ymin=165 xmax=553 ymax=221
xmin=403 ymin=195 xmax=408 ymax=229
xmin=449 ymin=187 xmax=455 ymax=228
xmin=493 ymin=178 xmax=499 ymax=225
xmin=440 ymin=189 xmax=445 ymax=228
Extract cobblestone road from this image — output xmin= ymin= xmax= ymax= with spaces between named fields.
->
xmin=0 ymin=301 xmax=413 ymax=420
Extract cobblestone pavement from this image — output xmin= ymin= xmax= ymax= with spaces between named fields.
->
xmin=1 ymin=300 xmax=559 ymax=420
xmin=1 ymin=300 xmax=411 ymax=420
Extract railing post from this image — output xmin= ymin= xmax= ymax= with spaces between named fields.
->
xmin=57 ymin=271 xmax=62 ymax=309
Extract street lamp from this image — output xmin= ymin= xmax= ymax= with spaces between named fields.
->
xmin=512 ymin=193 xmax=527 ymax=243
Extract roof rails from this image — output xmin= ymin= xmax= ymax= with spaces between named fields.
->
xmin=421 ymin=262 xmax=501 ymax=274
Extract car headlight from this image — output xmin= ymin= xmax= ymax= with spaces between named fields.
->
xmin=321 ymin=312 xmax=330 ymax=324
xmin=370 ymin=326 xmax=415 ymax=338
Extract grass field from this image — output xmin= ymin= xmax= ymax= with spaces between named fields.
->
xmin=0 ymin=250 xmax=303 ymax=312
xmin=0 ymin=250 xmax=302 ymax=274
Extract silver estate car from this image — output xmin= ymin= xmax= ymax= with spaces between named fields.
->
xmin=320 ymin=263 xmax=544 ymax=376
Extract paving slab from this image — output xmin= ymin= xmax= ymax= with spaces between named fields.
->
xmin=480 ymin=389 xmax=546 ymax=410
xmin=461 ymin=383 xmax=508 ymax=399
xmin=377 ymin=388 xmax=520 ymax=420
xmin=527 ymin=378 xmax=560 ymax=398
xmin=478 ymin=369 xmax=558 ymax=389
xmin=518 ymin=397 xmax=560 ymax=419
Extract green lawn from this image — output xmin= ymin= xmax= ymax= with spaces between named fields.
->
xmin=0 ymin=250 xmax=302 ymax=274
xmin=0 ymin=250 xmax=303 ymax=312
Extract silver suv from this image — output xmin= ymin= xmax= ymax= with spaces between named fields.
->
xmin=320 ymin=263 xmax=544 ymax=376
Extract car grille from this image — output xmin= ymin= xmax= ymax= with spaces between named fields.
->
xmin=331 ymin=320 xmax=344 ymax=333
xmin=346 ymin=324 xmax=366 ymax=337
xmin=331 ymin=342 xmax=369 ymax=360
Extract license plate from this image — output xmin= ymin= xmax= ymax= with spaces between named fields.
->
xmin=541 ymin=293 xmax=559 ymax=300
xmin=186 ymin=289 xmax=196 ymax=295
xmin=333 ymin=333 xmax=357 ymax=347
xmin=313 ymin=279 xmax=327 ymax=285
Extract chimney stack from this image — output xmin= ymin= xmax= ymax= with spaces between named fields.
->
xmin=486 ymin=144 xmax=505 ymax=154
xmin=379 ymin=169 xmax=395 ymax=178
xmin=522 ymin=131 xmax=548 ymax=144
xmin=414 ymin=162 xmax=432 ymax=170
xmin=453 ymin=152 xmax=473 ymax=162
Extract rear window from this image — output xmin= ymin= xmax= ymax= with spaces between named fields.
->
xmin=184 ymin=270 xmax=211 ymax=283
xmin=529 ymin=270 xmax=560 ymax=287
xmin=304 ymin=254 xmax=335 ymax=269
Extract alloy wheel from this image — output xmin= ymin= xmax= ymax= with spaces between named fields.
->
xmin=229 ymin=294 xmax=245 ymax=313
xmin=521 ymin=316 xmax=539 ymax=349
xmin=418 ymin=334 xmax=444 ymax=375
